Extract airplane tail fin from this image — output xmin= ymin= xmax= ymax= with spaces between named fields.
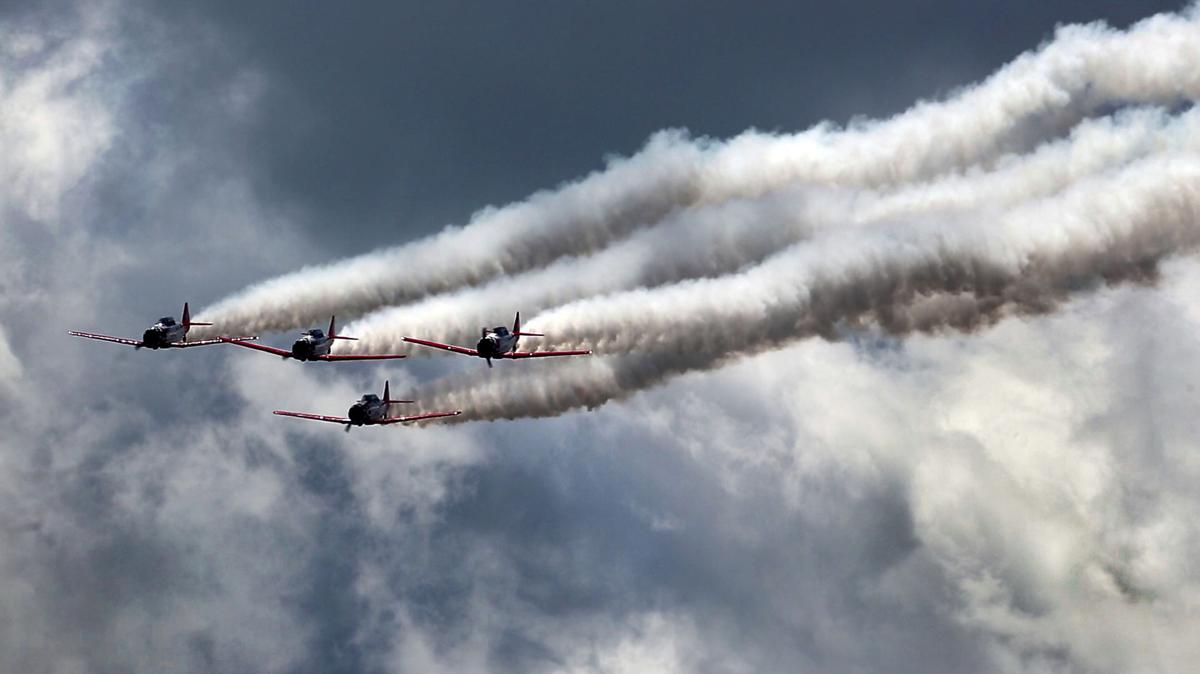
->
xmin=383 ymin=380 xmax=414 ymax=406
xmin=329 ymin=315 xmax=358 ymax=340
xmin=182 ymin=302 xmax=212 ymax=331
xmin=513 ymin=311 xmax=543 ymax=337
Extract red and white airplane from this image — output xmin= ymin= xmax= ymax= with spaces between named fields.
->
xmin=273 ymin=380 xmax=461 ymax=431
xmin=222 ymin=316 xmax=406 ymax=362
xmin=403 ymin=312 xmax=591 ymax=367
xmin=68 ymin=302 xmax=252 ymax=350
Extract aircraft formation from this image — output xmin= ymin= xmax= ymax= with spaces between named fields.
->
xmin=69 ymin=304 xmax=590 ymax=430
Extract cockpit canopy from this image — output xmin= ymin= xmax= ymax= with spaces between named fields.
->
xmin=360 ymin=394 xmax=380 ymax=404
xmin=493 ymin=327 xmax=509 ymax=336
xmin=157 ymin=317 xmax=176 ymax=326
xmin=303 ymin=329 xmax=325 ymax=340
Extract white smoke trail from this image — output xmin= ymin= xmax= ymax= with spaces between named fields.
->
xmin=418 ymin=154 xmax=1200 ymax=420
xmin=343 ymin=107 xmax=1200 ymax=355
xmin=198 ymin=7 xmax=1200 ymax=338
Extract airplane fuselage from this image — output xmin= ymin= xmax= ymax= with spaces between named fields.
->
xmin=347 ymin=395 xmax=389 ymax=425
xmin=290 ymin=330 xmax=334 ymax=360
xmin=69 ymin=302 xmax=222 ymax=351
xmin=476 ymin=327 xmax=518 ymax=360
xmin=402 ymin=312 xmax=583 ymax=367
xmin=141 ymin=318 xmax=188 ymax=349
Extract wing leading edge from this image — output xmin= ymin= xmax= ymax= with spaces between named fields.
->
xmin=272 ymin=410 xmax=351 ymax=424
xmin=318 ymin=353 xmax=408 ymax=361
xmin=171 ymin=338 xmax=227 ymax=348
xmin=273 ymin=410 xmax=462 ymax=425
xmin=403 ymin=337 xmax=590 ymax=359
xmin=67 ymin=331 xmax=238 ymax=348
xmin=223 ymin=338 xmax=407 ymax=360
xmin=402 ymin=337 xmax=478 ymax=356
xmin=67 ymin=331 xmax=143 ymax=347
xmin=222 ymin=338 xmax=292 ymax=357
xmin=377 ymin=410 xmax=463 ymax=424
xmin=501 ymin=349 xmax=592 ymax=359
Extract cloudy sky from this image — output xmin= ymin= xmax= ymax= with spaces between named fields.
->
xmin=2 ymin=1 xmax=1199 ymax=673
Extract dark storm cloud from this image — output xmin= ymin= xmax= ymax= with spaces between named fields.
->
xmin=143 ymin=0 xmax=1185 ymax=257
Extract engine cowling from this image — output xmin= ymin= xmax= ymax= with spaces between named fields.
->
xmin=142 ymin=328 xmax=166 ymax=349
xmin=347 ymin=404 xmax=369 ymax=425
xmin=476 ymin=337 xmax=498 ymax=358
xmin=291 ymin=339 xmax=314 ymax=360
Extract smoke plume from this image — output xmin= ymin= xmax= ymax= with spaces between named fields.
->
xmin=198 ymin=8 xmax=1200 ymax=338
xmin=343 ymin=108 xmax=1200 ymax=355
xmin=196 ymin=7 xmax=1200 ymax=425
xmin=419 ymin=154 xmax=1200 ymax=420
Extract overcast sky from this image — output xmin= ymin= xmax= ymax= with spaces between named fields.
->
xmin=2 ymin=2 xmax=1198 ymax=673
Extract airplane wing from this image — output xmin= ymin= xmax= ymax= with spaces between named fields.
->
xmin=170 ymin=338 xmax=227 ymax=348
xmin=402 ymin=337 xmax=479 ymax=356
xmin=67 ymin=330 xmax=143 ymax=347
xmin=221 ymin=338 xmax=292 ymax=357
xmin=377 ymin=410 xmax=463 ymax=424
xmin=273 ymin=410 xmax=352 ymax=424
xmin=318 ymin=353 xmax=408 ymax=361
xmin=501 ymin=349 xmax=592 ymax=359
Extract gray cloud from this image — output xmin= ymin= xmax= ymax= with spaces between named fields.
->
xmin=4 ymin=2 xmax=1200 ymax=674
